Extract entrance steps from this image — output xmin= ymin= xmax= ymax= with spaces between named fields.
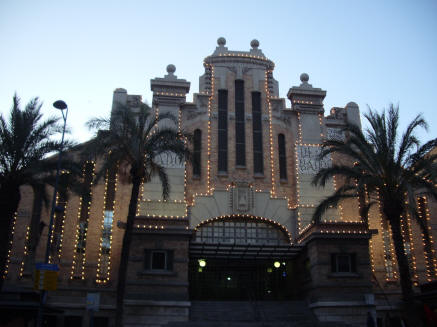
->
xmin=165 ymin=301 xmax=350 ymax=327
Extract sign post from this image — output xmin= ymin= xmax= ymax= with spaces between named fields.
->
xmin=86 ymin=292 xmax=100 ymax=327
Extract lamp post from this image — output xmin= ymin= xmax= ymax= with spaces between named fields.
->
xmin=44 ymin=100 xmax=68 ymax=262
xmin=35 ymin=100 xmax=68 ymax=327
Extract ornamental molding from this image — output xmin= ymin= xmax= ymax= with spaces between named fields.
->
xmin=205 ymin=55 xmax=275 ymax=70
xmin=186 ymin=109 xmax=207 ymax=121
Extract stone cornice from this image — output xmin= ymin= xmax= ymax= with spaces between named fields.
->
xmin=204 ymin=55 xmax=274 ymax=70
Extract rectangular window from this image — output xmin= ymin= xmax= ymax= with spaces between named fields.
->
xmin=152 ymin=251 xmax=166 ymax=270
xmin=52 ymin=193 xmax=67 ymax=260
xmin=331 ymin=253 xmax=356 ymax=273
xmin=101 ymin=210 xmax=113 ymax=254
xmin=96 ymin=166 xmax=117 ymax=283
xmin=145 ymin=249 xmax=174 ymax=271
xmin=71 ymin=161 xmax=95 ymax=279
xmin=418 ymin=196 xmax=435 ymax=278
xmin=193 ymin=129 xmax=202 ymax=177
xmin=278 ymin=134 xmax=287 ymax=180
xmin=252 ymin=92 xmax=263 ymax=174
xmin=235 ymin=80 xmax=246 ymax=167
xmin=76 ymin=221 xmax=87 ymax=254
xmin=218 ymin=90 xmax=228 ymax=173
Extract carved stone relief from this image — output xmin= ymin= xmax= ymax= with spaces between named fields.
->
xmin=230 ymin=183 xmax=254 ymax=214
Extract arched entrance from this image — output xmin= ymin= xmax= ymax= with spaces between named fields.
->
xmin=189 ymin=216 xmax=301 ymax=301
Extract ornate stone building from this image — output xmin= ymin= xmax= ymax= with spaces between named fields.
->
xmin=2 ymin=38 xmax=437 ymax=327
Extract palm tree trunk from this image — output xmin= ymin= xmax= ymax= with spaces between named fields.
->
xmin=115 ymin=175 xmax=141 ymax=327
xmin=0 ymin=182 xmax=20 ymax=291
xmin=389 ymin=216 xmax=415 ymax=302
xmin=389 ymin=215 xmax=425 ymax=326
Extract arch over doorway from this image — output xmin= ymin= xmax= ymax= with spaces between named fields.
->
xmin=193 ymin=215 xmax=292 ymax=245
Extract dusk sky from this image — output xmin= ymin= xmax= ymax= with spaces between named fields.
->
xmin=1 ymin=0 xmax=436 ymax=143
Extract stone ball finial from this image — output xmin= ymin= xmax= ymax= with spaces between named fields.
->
xmin=217 ymin=37 xmax=226 ymax=46
xmin=300 ymin=73 xmax=309 ymax=83
xmin=167 ymin=64 xmax=176 ymax=74
xmin=250 ymin=39 xmax=259 ymax=48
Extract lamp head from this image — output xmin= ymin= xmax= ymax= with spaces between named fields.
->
xmin=53 ymin=100 xmax=67 ymax=110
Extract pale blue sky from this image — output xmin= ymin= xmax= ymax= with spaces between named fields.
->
xmin=1 ymin=0 xmax=436 ymax=143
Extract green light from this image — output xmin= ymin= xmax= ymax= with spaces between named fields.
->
xmin=274 ymin=261 xmax=281 ymax=268
xmin=198 ymin=259 xmax=206 ymax=267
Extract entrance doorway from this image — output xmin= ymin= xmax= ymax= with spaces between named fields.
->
xmin=189 ymin=216 xmax=301 ymax=301
xmin=189 ymin=258 xmax=293 ymax=300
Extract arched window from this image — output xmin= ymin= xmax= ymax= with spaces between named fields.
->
xmin=194 ymin=218 xmax=289 ymax=245
xmin=278 ymin=134 xmax=287 ymax=180
xmin=218 ymin=90 xmax=228 ymax=173
xmin=193 ymin=129 xmax=202 ymax=177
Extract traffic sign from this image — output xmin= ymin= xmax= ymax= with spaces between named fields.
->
xmin=34 ymin=263 xmax=59 ymax=291
xmin=86 ymin=292 xmax=100 ymax=312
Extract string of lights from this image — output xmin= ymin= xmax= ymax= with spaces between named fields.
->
xmin=2 ymin=212 xmax=17 ymax=279
xmin=70 ymin=161 xmax=95 ymax=280
xmin=18 ymin=226 xmax=30 ymax=278
xmin=96 ymin=167 xmax=118 ymax=284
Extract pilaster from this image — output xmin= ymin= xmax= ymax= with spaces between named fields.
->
xmin=287 ymin=74 xmax=339 ymax=233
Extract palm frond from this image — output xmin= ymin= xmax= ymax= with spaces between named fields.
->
xmin=312 ymin=184 xmax=357 ymax=223
xmin=84 ymin=100 xmax=191 ymax=202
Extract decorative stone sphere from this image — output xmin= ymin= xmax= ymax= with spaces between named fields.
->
xmin=167 ymin=64 xmax=176 ymax=74
xmin=217 ymin=37 xmax=226 ymax=46
xmin=300 ymin=73 xmax=309 ymax=83
xmin=250 ymin=39 xmax=259 ymax=48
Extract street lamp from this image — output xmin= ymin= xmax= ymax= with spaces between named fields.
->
xmin=36 ymin=100 xmax=68 ymax=327
xmin=45 ymin=100 xmax=68 ymax=262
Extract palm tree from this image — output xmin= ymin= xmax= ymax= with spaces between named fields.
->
xmin=0 ymin=95 xmax=69 ymax=291
xmin=85 ymin=103 xmax=190 ymax=327
xmin=312 ymin=105 xmax=437 ymax=308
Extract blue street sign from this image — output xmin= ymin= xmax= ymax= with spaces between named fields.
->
xmin=35 ymin=263 xmax=59 ymax=271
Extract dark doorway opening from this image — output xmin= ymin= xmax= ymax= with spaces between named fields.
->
xmin=189 ymin=258 xmax=294 ymax=301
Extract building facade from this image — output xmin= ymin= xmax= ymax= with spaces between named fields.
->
xmin=3 ymin=38 xmax=437 ymax=327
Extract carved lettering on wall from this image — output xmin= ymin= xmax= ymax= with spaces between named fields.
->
xmin=298 ymin=146 xmax=331 ymax=174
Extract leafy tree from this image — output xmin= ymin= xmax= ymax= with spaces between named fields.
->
xmin=85 ymin=103 xmax=190 ymax=327
xmin=312 ymin=105 xmax=437 ymax=310
xmin=0 ymin=95 xmax=70 ymax=290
